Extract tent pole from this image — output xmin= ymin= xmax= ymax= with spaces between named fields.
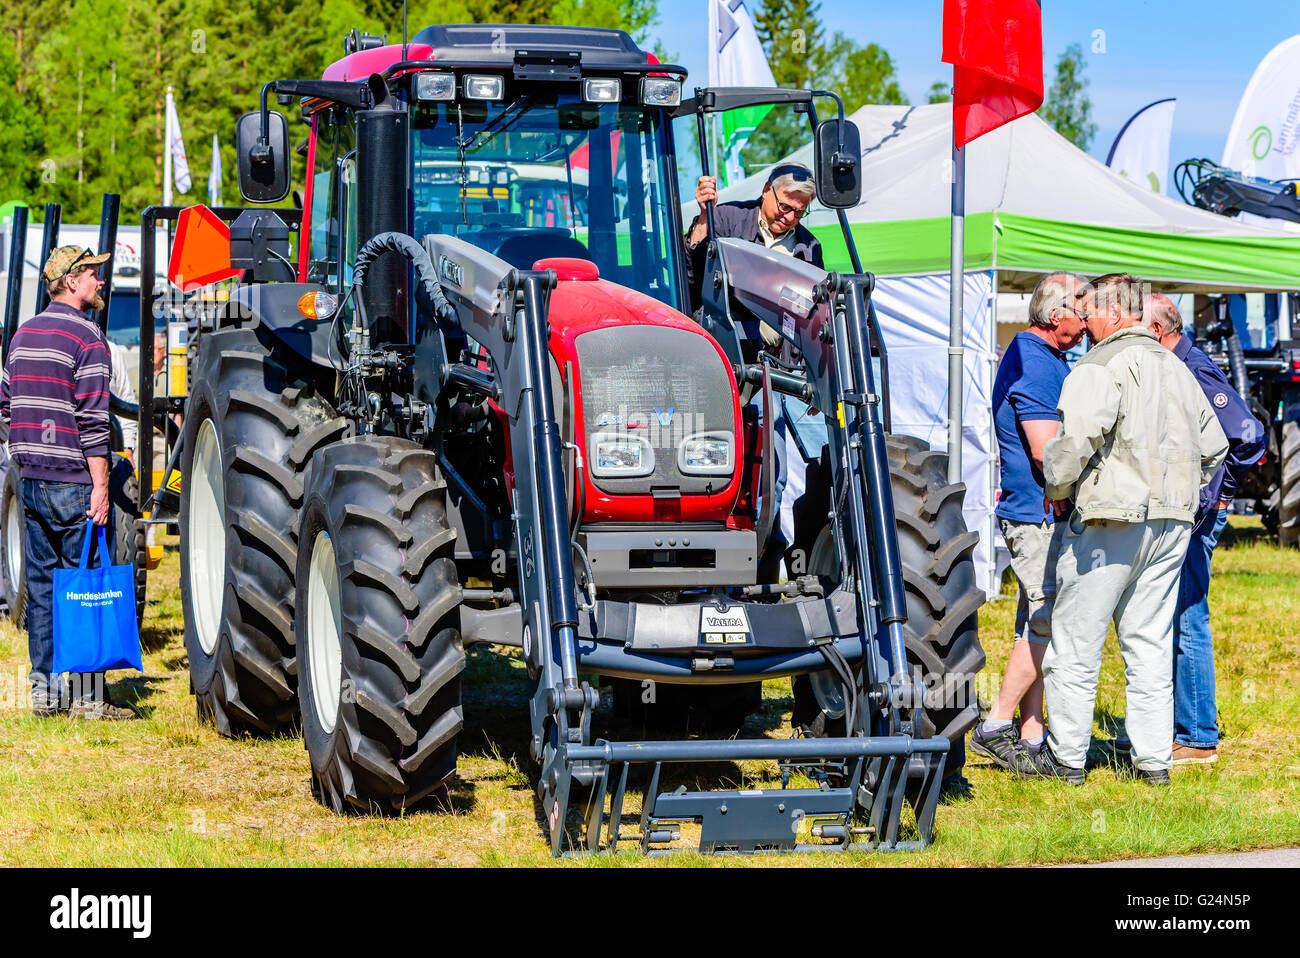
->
xmin=948 ymin=140 xmax=965 ymax=484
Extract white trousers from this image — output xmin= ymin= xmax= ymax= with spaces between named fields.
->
xmin=1043 ymin=516 xmax=1192 ymax=772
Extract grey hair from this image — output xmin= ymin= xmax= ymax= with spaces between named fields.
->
xmin=769 ymin=164 xmax=817 ymax=200
xmin=1143 ymin=293 xmax=1184 ymax=334
xmin=1027 ymin=272 xmax=1089 ymax=328
xmin=1090 ymin=272 xmax=1145 ymax=320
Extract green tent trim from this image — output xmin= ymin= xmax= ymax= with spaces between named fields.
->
xmin=812 ymin=211 xmax=1300 ymax=292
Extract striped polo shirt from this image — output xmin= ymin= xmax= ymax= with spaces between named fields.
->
xmin=0 ymin=302 xmax=111 ymax=484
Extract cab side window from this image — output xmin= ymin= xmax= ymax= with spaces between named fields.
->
xmin=309 ymin=110 xmax=339 ymax=288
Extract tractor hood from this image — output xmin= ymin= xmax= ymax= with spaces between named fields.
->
xmin=540 ymin=259 xmax=745 ymax=524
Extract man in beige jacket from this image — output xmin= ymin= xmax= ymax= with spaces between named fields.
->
xmin=1036 ymin=274 xmax=1227 ymax=785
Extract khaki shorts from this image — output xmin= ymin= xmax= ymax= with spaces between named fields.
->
xmin=1000 ymin=517 xmax=1067 ymax=647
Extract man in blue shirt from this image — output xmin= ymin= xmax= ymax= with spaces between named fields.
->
xmin=970 ymin=272 xmax=1087 ymax=772
xmin=1144 ymin=294 xmax=1265 ymax=766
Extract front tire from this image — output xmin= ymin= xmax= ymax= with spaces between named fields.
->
xmin=180 ymin=327 xmax=348 ymax=736
xmin=297 ymin=437 xmax=465 ymax=813
xmin=109 ymin=456 xmax=146 ymax=631
xmin=1281 ymin=419 xmax=1299 ymax=548
xmin=1 ymin=457 xmax=27 ymax=627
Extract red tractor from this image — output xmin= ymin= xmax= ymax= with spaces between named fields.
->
xmin=159 ymin=24 xmax=984 ymax=854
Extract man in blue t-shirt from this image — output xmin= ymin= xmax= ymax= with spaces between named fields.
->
xmin=969 ymin=272 xmax=1088 ymax=773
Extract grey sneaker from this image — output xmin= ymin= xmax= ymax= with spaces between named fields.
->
xmin=1136 ymin=768 xmax=1171 ymax=786
xmin=31 ymin=689 xmax=67 ymax=717
xmin=969 ymin=722 xmax=1029 ymax=771
xmin=1020 ymin=745 xmax=1087 ymax=785
xmin=69 ymin=699 xmax=137 ymax=721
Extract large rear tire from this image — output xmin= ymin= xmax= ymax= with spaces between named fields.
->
xmin=792 ymin=435 xmax=986 ymax=781
xmin=296 ymin=437 xmax=465 ymax=813
xmin=1280 ymin=419 xmax=1299 ymax=549
xmin=109 ymin=457 xmax=146 ymax=631
xmin=1 ymin=457 xmax=27 ymax=627
xmin=180 ymin=327 xmax=349 ymax=736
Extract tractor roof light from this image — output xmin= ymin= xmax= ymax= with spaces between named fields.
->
xmin=582 ymin=78 xmax=621 ymax=104
xmin=640 ymin=77 xmax=682 ymax=108
xmin=415 ymin=73 xmax=456 ymax=102
xmin=464 ymin=74 xmax=505 ymax=101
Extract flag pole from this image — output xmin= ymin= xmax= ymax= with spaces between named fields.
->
xmin=163 ymin=86 xmax=174 ymax=208
xmin=947 ymin=131 xmax=965 ymax=484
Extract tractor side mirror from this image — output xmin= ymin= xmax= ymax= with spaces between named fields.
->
xmin=236 ymin=110 xmax=291 ymax=203
xmin=813 ymin=117 xmax=862 ymax=209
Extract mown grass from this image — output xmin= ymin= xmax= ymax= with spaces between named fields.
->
xmin=0 ymin=517 xmax=1296 ymax=866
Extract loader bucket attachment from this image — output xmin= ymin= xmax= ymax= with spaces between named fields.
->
xmin=553 ymin=734 xmax=950 ymax=855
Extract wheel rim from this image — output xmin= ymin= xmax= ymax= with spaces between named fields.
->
xmin=5 ymin=492 xmax=21 ymax=590
xmin=189 ymin=418 xmax=227 ymax=655
xmin=807 ymin=526 xmax=846 ymax=720
xmin=306 ymin=531 xmax=343 ymax=735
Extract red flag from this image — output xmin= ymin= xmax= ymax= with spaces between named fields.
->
xmin=942 ymin=0 xmax=1043 ymax=147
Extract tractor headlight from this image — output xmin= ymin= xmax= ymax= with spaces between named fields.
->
xmin=678 ymin=432 xmax=733 ymax=475
xmin=582 ymin=78 xmax=622 ymax=104
xmin=640 ymin=77 xmax=682 ymax=108
xmin=590 ymin=433 xmax=654 ymax=477
xmin=415 ymin=73 xmax=455 ymax=101
xmin=464 ymin=74 xmax=504 ymax=101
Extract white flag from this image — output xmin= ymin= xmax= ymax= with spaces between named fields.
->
xmin=708 ymin=0 xmax=776 ymax=185
xmin=166 ymin=90 xmax=192 ymax=195
xmin=1222 ymin=34 xmax=1300 ymax=181
xmin=1106 ymin=98 xmax=1176 ymax=194
xmin=208 ymin=133 xmax=222 ymax=207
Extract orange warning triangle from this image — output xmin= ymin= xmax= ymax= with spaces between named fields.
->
xmin=167 ymin=205 xmax=242 ymax=291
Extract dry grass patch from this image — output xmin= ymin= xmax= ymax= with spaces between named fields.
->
xmin=0 ymin=517 xmax=1296 ymax=866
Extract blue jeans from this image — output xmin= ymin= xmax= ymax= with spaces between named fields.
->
xmin=22 ymin=479 xmax=108 ymax=705
xmin=1172 ymin=508 xmax=1228 ymax=748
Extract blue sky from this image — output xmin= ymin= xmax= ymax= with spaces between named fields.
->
xmin=653 ymin=1 xmax=1300 ymax=184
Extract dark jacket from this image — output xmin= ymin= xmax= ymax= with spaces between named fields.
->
xmin=683 ymin=199 xmax=823 ymax=313
xmin=0 ymin=302 xmax=111 ymax=484
xmin=1172 ymin=336 xmax=1267 ymax=520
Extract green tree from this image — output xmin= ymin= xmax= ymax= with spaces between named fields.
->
xmin=820 ymin=32 xmax=905 ymax=114
xmin=744 ymin=0 xmax=905 ymax=165
xmin=927 ymin=80 xmax=951 ymax=104
xmin=547 ymin=0 xmax=658 ymax=40
xmin=2 ymin=1 xmax=663 ymax=224
xmin=0 ymin=28 xmax=45 ymax=206
xmin=1042 ymin=43 xmax=1096 ymax=150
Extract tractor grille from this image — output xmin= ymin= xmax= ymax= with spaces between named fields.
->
xmin=574 ymin=326 xmax=735 ymax=496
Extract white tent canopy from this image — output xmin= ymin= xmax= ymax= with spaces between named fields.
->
xmin=720 ymin=102 xmax=1300 ymax=293
xmin=712 ymin=103 xmax=1300 ymax=597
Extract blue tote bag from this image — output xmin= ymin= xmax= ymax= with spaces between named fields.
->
xmin=52 ymin=520 xmax=143 ymax=674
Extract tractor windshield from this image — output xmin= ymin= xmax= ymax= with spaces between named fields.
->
xmin=413 ymin=93 xmax=684 ymax=310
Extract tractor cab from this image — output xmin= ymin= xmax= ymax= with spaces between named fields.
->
xmin=244 ymin=24 xmax=860 ymax=344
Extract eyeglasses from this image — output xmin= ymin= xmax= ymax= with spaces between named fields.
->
xmin=1058 ymin=301 xmax=1089 ymax=320
xmin=773 ymin=194 xmax=810 ymax=219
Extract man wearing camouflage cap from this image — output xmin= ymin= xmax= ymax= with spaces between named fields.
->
xmin=0 ymin=245 xmax=136 ymax=719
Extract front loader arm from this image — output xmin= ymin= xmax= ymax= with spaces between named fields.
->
xmin=420 ymin=235 xmax=595 ymax=854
